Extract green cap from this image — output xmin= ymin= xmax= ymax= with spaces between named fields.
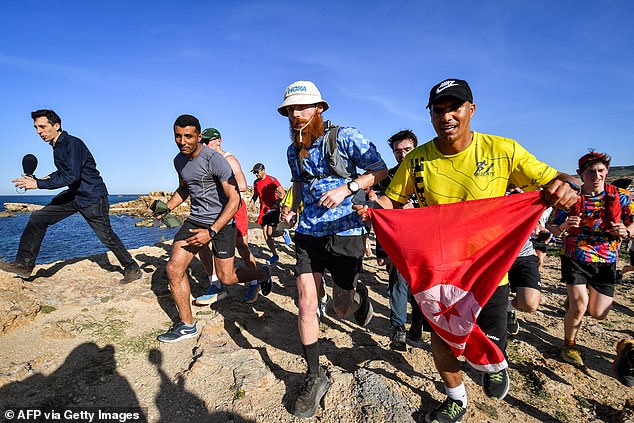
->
xmin=201 ymin=127 xmax=221 ymax=140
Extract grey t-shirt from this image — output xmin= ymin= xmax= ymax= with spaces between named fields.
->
xmin=174 ymin=147 xmax=234 ymax=225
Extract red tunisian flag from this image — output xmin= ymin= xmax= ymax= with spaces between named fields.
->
xmin=367 ymin=191 xmax=546 ymax=373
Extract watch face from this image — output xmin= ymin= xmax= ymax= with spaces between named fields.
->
xmin=349 ymin=181 xmax=360 ymax=192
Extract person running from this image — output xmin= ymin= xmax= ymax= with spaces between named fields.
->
xmin=547 ymin=151 xmax=633 ymax=366
xmin=357 ymin=78 xmax=579 ymax=423
xmin=505 ymin=187 xmax=543 ymax=336
xmin=194 ymin=127 xmax=261 ymax=304
xmin=157 ymin=115 xmax=271 ymax=343
xmin=530 ymin=208 xmax=553 ymax=270
xmin=249 ymin=163 xmax=291 ymax=265
xmin=1 ymin=109 xmax=142 ymax=282
xmin=278 ymin=80 xmax=387 ymax=418
xmin=370 ymin=130 xmax=425 ymax=351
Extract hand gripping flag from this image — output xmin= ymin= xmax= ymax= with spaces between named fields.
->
xmin=367 ymin=191 xmax=546 ymax=372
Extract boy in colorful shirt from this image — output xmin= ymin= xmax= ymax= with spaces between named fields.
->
xmin=548 ymin=151 xmax=634 ymax=366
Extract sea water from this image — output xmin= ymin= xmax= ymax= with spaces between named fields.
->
xmin=0 ymin=195 xmax=178 ymax=265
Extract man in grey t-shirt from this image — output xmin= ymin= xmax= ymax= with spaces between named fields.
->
xmin=156 ymin=114 xmax=272 ymax=343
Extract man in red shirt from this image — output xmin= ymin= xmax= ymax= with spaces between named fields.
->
xmin=249 ymin=163 xmax=290 ymax=264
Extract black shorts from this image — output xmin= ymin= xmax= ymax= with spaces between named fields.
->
xmin=294 ymin=233 xmax=363 ymax=290
xmin=560 ymin=255 xmax=616 ymax=297
xmin=174 ymin=219 xmax=236 ymax=259
xmin=508 ymin=255 xmax=541 ymax=291
xmin=422 ymin=284 xmax=509 ymax=353
xmin=261 ymin=210 xmax=280 ymax=227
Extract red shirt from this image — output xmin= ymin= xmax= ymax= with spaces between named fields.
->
xmin=254 ymin=174 xmax=281 ymax=219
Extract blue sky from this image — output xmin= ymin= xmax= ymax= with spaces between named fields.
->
xmin=1 ymin=1 xmax=633 ymax=195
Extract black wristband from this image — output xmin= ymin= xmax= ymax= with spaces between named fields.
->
xmin=208 ymin=227 xmax=217 ymax=239
xmin=563 ymin=180 xmax=581 ymax=194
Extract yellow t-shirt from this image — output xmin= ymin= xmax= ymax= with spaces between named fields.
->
xmin=385 ymin=131 xmax=558 ymax=285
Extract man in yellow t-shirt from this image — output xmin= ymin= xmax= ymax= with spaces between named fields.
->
xmin=360 ymin=78 xmax=580 ymax=422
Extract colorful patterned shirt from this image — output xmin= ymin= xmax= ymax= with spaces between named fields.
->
xmin=549 ymin=188 xmax=633 ymax=263
xmin=287 ymin=127 xmax=386 ymax=237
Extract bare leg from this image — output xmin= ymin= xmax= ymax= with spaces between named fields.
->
xmin=431 ymin=332 xmax=462 ymax=388
xmin=165 ymin=240 xmax=197 ymax=324
xmin=297 ymin=272 xmax=321 ymax=345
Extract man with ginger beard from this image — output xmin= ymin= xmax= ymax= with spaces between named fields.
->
xmin=278 ymin=80 xmax=387 ymax=418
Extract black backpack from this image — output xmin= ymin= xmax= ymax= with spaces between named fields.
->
xmin=296 ymin=121 xmax=356 ymax=182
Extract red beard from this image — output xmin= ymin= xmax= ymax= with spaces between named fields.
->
xmin=290 ymin=112 xmax=325 ymax=159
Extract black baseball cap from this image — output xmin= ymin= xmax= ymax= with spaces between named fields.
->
xmin=251 ymin=163 xmax=265 ymax=173
xmin=426 ymin=78 xmax=473 ymax=109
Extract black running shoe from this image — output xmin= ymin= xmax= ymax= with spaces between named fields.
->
xmin=259 ymin=265 xmax=272 ymax=296
xmin=390 ymin=325 xmax=407 ymax=351
xmin=482 ymin=368 xmax=510 ymax=400
xmin=293 ymin=367 xmax=331 ymax=418
xmin=507 ymin=310 xmax=520 ymax=336
xmin=353 ymin=282 xmax=373 ymax=326
xmin=425 ymin=397 xmax=466 ymax=423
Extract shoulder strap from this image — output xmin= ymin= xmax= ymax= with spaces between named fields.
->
xmin=324 ymin=122 xmax=353 ymax=179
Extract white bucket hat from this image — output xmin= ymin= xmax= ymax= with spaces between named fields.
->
xmin=277 ymin=81 xmax=329 ymax=116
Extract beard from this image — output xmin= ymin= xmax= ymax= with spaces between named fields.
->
xmin=290 ymin=112 xmax=325 ymax=158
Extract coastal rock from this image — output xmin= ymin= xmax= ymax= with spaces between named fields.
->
xmin=3 ymin=203 xmax=43 ymax=213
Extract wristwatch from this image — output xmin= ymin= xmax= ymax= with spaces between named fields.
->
xmin=347 ymin=180 xmax=360 ymax=194
xmin=564 ymin=180 xmax=582 ymax=194
xmin=208 ymin=227 xmax=217 ymax=239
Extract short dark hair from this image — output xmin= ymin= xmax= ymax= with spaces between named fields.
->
xmin=31 ymin=109 xmax=62 ymax=128
xmin=578 ymin=149 xmax=611 ymax=172
xmin=173 ymin=114 xmax=201 ymax=133
xmin=387 ymin=129 xmax=418 ymax=150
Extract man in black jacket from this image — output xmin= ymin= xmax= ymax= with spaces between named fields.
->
xmin=0 ymin=109 xmax=141 ymax=282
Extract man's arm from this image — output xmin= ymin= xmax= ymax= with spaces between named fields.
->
xmin=542 ymin=172 xmax=581 ymax=210
xmin=166 ymin=178 xmax=189 ymax=211
xmin=225 ymin=156 xmax=248 ymax=193
xmin=318 ymin=167 xmax=389 ymax=209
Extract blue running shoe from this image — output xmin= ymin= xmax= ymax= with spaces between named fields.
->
xmin=157 ymin=321 xmax=198 ymax=343
xmin=282 ymin=229 xmax=292 ymax=246
xmin=194 ymin=285 xmax=226 ymax=306
xmin=266 ymin=254 xmax=279 ymax=265
xmin=243 ymin=282 xmax=261 ymax=304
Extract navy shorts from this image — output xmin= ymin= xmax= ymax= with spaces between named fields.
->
xmin=561 ymin=255 xmax=616 ymax=297
xmin=509 ymin=255 xmax=541 ymax=291
xmin=174 ymin=219 xmax=236 ymax=259
xmin=294 ymin=233 xmax=363 ymax=291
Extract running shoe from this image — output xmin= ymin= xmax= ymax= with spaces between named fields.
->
xmin=194 ymin=285 xmax=227 ymax=305
xmin=266 ymin=254 xmax=279 ymax=265
xmin=242 ymin=283 xmax=261 ymax=304
xmin=293 ymin=367 xmax=331 ymax=418
xmin=425 ymin=397 xmax=466 ymax=423
xmin=390 ymin=325 xmax=407 ymax=351
xmin=0 ymin=260 xmax=34 ymax=279
xmin=561 ymin=345 xmax=584 ymax=366
xmin=282 ymin=229 xmax=292 ymax=246
xmin=260 ymin=265 xmax=272 ymax=296
xmin=407 ymin=326 xmax=425 ymax=347
xmin=157 ymin=321 xmax=198 ymax=343
xmin=353 ymin=282 xmax=374 ymax=327
xmin=614 ymin=339 xmax=634 ymax=387
xmin=482 ymin=369 xmax=510 ymax=400
xmin=507 ymin=310 xmax=520 ymax=335
xmin=123 ymin=263 xmax=142 ymax=283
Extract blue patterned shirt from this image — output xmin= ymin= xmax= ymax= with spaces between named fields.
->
xmin=287 ymin=127 xmax=386 ymax=237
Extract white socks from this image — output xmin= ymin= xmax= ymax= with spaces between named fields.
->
xmin=445 ymin=383 xmax=467 ymax=408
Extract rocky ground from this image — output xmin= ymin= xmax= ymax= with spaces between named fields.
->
xmin=0 ymin=229 xmax=632 ymax=422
